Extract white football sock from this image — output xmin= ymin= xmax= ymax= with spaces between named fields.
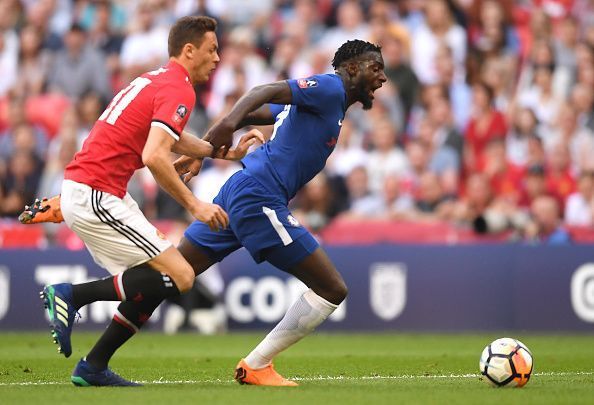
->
xmin=244 ymin=289 xmax=338 ymax=369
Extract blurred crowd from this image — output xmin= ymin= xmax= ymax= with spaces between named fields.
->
xmin=1 ymin=0 xmax=594 ymax=245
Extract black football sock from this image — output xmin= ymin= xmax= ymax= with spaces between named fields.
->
xmin=71 ymin=265 xmax=181 ymax=309
xmin=85 ymin=298 xmax=163 ymax=370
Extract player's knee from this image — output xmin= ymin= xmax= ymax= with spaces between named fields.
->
xmin=319 ymin=280 xmax=348 ymax=305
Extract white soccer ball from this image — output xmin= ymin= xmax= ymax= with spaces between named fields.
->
xmin=479 ymin=337 xmax=533 ymax=387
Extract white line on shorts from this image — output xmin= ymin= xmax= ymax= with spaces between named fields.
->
xmin=0 ymin=371 xmax=592 ymax=386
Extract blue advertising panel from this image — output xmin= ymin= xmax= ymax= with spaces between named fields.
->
xmin=0 ymin=245 xmax=593 ymax=332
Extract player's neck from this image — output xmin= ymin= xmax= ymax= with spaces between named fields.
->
xmin=169 ymin=57 xmax=194 ymax=84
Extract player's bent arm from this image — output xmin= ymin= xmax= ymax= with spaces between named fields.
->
xmin=207 ymin=81 xmax=292 ymax=149
xmin=224 ymin=81 xmax=292 ymax=128
xmin=236 ymin=105 xmax=276 ymax=129
xmin=172 ymin=130 xmax=214 ymax=159
xmin=143 ymin=127 xmax=203 ymax=211
xmin=142 ymin=127 xmax=229 ymax=230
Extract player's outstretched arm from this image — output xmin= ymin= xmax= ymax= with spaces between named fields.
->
xmin=143 ymin=126 xmax=229 ymax=231
xmin=172 ymin=131 xmax=215 ymax=159
xmin=173 ymin=129 xmax=264 ymax=184
xmin=206 ymin=81 xmax=292 ymax=151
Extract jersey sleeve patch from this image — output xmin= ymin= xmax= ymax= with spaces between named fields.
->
xmin=297 ymin=78 xmax=318 ymax=88
xmin=173 ymin=104 xmax=188 ymax=123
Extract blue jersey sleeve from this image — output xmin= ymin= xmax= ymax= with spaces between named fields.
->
xmin=269 ymin=104 xmax=285 ymax=119
xmin=287 ymin=75 xmax=343 ymax=113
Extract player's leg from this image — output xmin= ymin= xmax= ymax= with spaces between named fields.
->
xmin=70 ymin=297 xmax=162 ymax=387
xmin=72 ymin=224 xmax=235 ymax=384
xmin=42 ymin=183 xmax=194 ymax=358
xmin=237 ymin=239 xmax=344 ymax=386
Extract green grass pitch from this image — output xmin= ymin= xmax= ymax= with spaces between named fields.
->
xmin=0 ymin=332 xmax=593 ymax=404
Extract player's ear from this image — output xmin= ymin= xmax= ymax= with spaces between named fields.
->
xmin=182 ymin=43 xmax=195 ymax=59
xmin=345 ymin=61 xmax=359 ymax=78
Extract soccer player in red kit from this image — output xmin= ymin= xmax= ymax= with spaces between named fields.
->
xmin=35 ymin=16 xmax=262 ymax=386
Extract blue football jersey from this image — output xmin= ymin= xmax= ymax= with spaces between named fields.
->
xmin=241 ymin=74 xmax=346 ymax=201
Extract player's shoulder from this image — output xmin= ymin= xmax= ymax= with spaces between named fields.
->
xmin=295 ymin=74 xmax=341 ymax=89
xmin=149 ymin=69 xmax=195 ymax=99
xmin=294 ymin=74 xmax=344 ymax=103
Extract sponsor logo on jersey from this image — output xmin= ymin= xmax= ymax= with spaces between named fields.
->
xmin=326 ymin=137 xmax=337 ymax=148
xmin=173 ymin=104 xmax=188 ymax=123
xmin=297 ymin=78 xmax=318 ymax=88
xmin=287 ymin=215 xmax=300 ymax=227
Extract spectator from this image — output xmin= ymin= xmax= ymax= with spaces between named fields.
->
xmin=570 ymin=83 xmax=594 ymax=132
xmin=380 ymin=23 xmax=418 ymax=120
xmin=0 ymin=97 xmax=49 ymax=158
xmin=413 ymin=171 xmax=451 ymax=220
xmin=342 ymin=165 xmax=381 ymax=219
xmin=464 ymin=82 xmax=507 ymax=173
xmin=119 ymin=0 xmax=169 ymax=83
xmin=544 ymin=104 xmax=594 ymax=173
xmin=522 ymin=195 xmax=572 ymax=244
xmin=319 ymin=0 xmax=369 ymax=60
xmin=415 ymin=116 xmax=460 ymax=196
xmin=24 ymin=0 xmax=63 ymax=51
xmin=565 ymin=171 xmax=594 ymax=226
xmin=85 ymin=0 xmax=126 ymax=90
xmin=546 ymin=141 xmax=576 ymax=205
xmin=0 ymin=13 xmax=19 ymax=97
xmin=207 ymin=26 xmax=272 ymax=119
xmin=516 ymin=62 xmax=563 ymax=131
xmin=434 ymin=44 xmax=472 ymax=131
xmin=47 ymin=24 xmax=112 ymax=102
xmin=13 ymin=24 xmax=52 ymax=98
xmin=519 ymin=163 xmax=549 ymax=209
xmin=411 ymin=0 xmax=466 ymax=84
xmin=366 ymin=118 xmax=408 ymax=194
xmin=0 ymin=150 xmax=43 ymax=217
xmin=506 ymin=107 xmax=540 ymax=167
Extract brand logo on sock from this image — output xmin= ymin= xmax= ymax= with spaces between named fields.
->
xmin=161 ymin=273 xmax=173 ymax=288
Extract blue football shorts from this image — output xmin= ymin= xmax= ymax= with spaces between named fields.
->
xmin=184 ymin=170 xmax=319 ymax=271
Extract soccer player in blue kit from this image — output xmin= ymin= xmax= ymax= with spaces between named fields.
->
xmin=175 ymin=39 xmax=387 ymax=386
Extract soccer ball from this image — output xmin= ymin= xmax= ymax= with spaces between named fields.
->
xmin=479 ymin=337 xmax=533 ymax=387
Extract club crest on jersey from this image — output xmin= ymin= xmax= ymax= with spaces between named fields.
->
xmin=173 ymin=104 xmax=188 ymax=123
xmin=287 ymin=215 xmax=300 ymax=227
xmin=297 ymin=78 xmax=318 ymax=88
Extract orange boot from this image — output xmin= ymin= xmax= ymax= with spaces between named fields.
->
xmin=19 ymin=195 xmax=64 ymax=224
xmin=234 ymin=359 xmax=298 ymax=387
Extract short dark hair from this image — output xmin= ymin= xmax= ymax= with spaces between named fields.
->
xmin=168 ymin=16 xmax=217 ymax=57
xmin=331 ymin=39 xmax=381 ymax=69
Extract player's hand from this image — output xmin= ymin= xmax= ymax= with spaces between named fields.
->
xmin=218 ymin=129 xmax=265 ymax=161
xmin=173 ymin=156 xmax=203 ymax=184
xmin=190 ymin=201 xmax=229 ymax=231
xmin=205 ymin=119 xmax=236 ymax=156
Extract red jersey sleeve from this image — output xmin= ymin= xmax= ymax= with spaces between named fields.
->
xmin=151 ymin=82 xmax=196 ymax=141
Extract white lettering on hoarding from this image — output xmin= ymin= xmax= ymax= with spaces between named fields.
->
xmin=0 ymin=266 xmax=9 ymax=320
xmin=571 ymin=264 xmax=594 ymax=323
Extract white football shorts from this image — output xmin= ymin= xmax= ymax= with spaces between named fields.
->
xmin=61 ymin=179 xmax=172 ymax=275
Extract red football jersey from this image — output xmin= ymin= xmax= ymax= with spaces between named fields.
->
xmin=65 ymin=61 xmax=195 ymax=198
